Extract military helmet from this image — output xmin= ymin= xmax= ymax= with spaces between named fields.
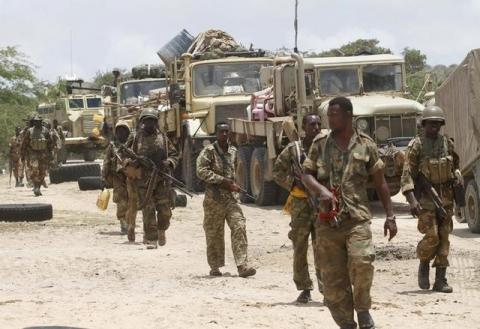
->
xmin=31 ymin=113 xmax=43 ymax=122
xmin=139 ymin=108 xmax=158 ymax=122
xmin=115 ymin=120 xmax=131 ymax=131
xmin=421 ymin=106 xmax=445 ymax=125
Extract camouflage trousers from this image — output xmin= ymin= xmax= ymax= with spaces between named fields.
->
xmin=203 ymin=195 xmax=248 ymax=269
xmin=288 ymin=197 xmax=322 ymax=291
xmin=111 ymin=176 xmax=128 ymax=222
xmin=126 ymin=178 xmax=172 ymax=241
xmin=10 ymin=157 xmax=23 ymax=180
xmin=26 ymin=156 xmax=49 ymax=186
xmin=417 ymin=206 xmax=453 ymax=267
xmin=316 ymin=217 xmax=375 ymax=328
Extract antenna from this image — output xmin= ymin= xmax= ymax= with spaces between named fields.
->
xmin=294 ymin=0 xmax=298 ymax=53
xmin=70 ymin=29 xmax=73 ymax=76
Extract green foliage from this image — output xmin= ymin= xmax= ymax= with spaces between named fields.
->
xmin=93 ymin=70 xmax=115 ymax=87
xmin=402 ymin=47 xmax=427 ymax=74
xmin=309 ymin=39 xmax=392 ymax=57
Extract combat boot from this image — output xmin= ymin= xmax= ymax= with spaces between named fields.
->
xmin=209 ymin=268 xmax=222 ymax=277
xmin=237 ymin=265 xmax=256 ymax=278
xmin=296 ymin=290 xmax=312 ymax=303
xmin=418 ymin=261 xmax=430 ymax=290
xmin=432 ymin=267 xmax=453 ymax=293
xmin=127 ymin=226 xmax=135 ymax=242
xmin=33 ymin=186 xmax=42 ymax=197
xmin=18 ymin=178 xmax=24 ymax=187
xmin=357 ymin=311 xmax=375 ymax=329
xmin=158 ymin=230 xmax=166 ymax=246
xmin=15 ymin=179 xmax=21 ymax=187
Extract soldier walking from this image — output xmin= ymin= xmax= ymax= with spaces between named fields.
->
xmin=401 ymin=106 xmax=460 ymax=293
xmin=102 ymin=120 xmax=131 ymax=234
xmin=9 ymin=126 xmax=24 ymax=187
xmin=273 ymin=113 xmax=323 ymax=303
xmin=196 ymin=122 xmax=256 ymax=278
xmin=302 ymin=97 xmax=397 ymax=329
xmin=20 ymin=114 xmax=53 ymax=196
xmin=124 ymin=108 xmax=178 ymax=248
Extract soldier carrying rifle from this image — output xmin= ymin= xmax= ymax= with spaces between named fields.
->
xmin=401 ymin=105 xmax=463 ymax=293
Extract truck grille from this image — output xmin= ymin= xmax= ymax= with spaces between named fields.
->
xmin=82 ymin=114 xmax=97 ymax=135
xmin=215 ymin=104 xmax=248 ymax=124
xmin=356 ymin=115 xmax=418 ymax=143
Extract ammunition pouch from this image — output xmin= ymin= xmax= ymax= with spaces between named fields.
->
xmin=420 ymin=156 xmax=454 ymax=185
xmin=30 ymin=138 xmax=47 ymax=151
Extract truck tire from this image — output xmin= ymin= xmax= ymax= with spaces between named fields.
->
xmin=182 ymin=138 xmax=204 ymax=192
xmin=83 ymin=150 xmax=96 ymax=162
xmin=78 ymin=176 xmax=104 ymax=191
xmin=250 ymin=147 xmax=277 ymax=206
xmin=49 ymin=163 xmax=101 ymax=184
xmin=236 ymin=145 xmax=253 ymax=203
xmin=175 ymin=194 xmax=188 ymax=207
xmin=464 ymin=180 xmax=480 ymax=233
xmin=0 ymin=203 xmax=52 ymax=222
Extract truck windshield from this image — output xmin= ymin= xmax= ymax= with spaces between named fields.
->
xmin=120 ymin=80 xmax=167 ymax=104
xmin=86 ymin=97 xmax=102 ymax=108
xmin=193 ymin=62 xmax=267 ymax=97
xmin=319 ymin=68 xmax=359 ymax=95
xmin=362 ymin=64 xmax=402 ymax=92
xmin=69 ymin=98 xmax=84 ymax=110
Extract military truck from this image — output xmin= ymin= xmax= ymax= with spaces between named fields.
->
xmin=228 ymin=53 xmax=424 ymax=205
xmin=36 ymin=88 xmax=106 ymax=162
xmin=436 ymin=48 xmax=480 ymax=233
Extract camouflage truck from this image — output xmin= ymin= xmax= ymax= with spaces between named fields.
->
xmin=37 ymin=88 xmax=106 ymax=162
xmin=228 ymin=53 xmax=424 ymax=205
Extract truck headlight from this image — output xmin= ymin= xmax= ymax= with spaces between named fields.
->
xmin=356 ymin=118 xmax=369 ymax=131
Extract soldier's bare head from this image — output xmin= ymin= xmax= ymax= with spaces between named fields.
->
xmin=327 ymin=97 xmax=353 ymax=132
xmin=215 ymin=121 xmax=230 ymax=145
xmin=302 ymin=114 xmax=321 ymax=140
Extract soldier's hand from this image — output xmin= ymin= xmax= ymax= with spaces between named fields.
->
xmin=230 ymin=182 xmax=241 ymax=193
xmin=220 ymin=178 xmax=234 ymax=191
xmin=162 ymin=160 xmax=172 ymax=169
xmin=384 ymin=217 xmax=397 ymax=241
xmin=410 ymin=200 xmax=422 ymax=217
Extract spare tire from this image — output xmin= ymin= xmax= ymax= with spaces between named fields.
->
xmin=250 ymin=147 xmax=278 ymax=206
xmin=0 ymin=203 xmax=53 ymax=222
xmin=78 ymin=176 xmax=104 ymax=191
xmin=50 ymin=163 xmax=101 ymax=184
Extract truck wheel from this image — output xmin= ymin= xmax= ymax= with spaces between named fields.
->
xmin=250 ymin=147 xmax=277 ymax=206
xmin=78 ymin=176 xmax=104 ymax=191
xmin=49 ymin=163 xmax=101 ymax=184
xmin=464 ymin=180 xmax=480 ymax=233
xmin=182 ymin=138 xmax=204 ymax=192
xmin=236 ymin=145 xmax=253 ymax=203
xmin=0 ymin=203 xmax=52 ymax=222
xmin=83 ymin=150 xmax=96 ymax=162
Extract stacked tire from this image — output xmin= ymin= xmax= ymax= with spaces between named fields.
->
xmin=50 ymin=163 xmax=101 ymax=184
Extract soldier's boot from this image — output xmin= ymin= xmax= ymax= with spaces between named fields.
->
xmin=127 ymin=225 xmax=135 ymax=242
xmin=418 ymin=261 xmax=430 ymax=290
xmin=18 ymin=178 xmax=24 ymax=187
xmin=33 ymin=185 xmax=42 ymax=197
xmin=145 ymin=240 xmax=157 ymax=249
xmin=357 ymin=311 xmax=375 ymax=329
xmin=432 ymin=267 xmax=453 ymax=293
xmin=339 ymin=325 xmax=357 ymax=329
xmin=209 ymin=268 xmax=222 ymax=277
xmin=158 ymin=230 xmax=166 ymax=246
xmin=15 ymin=178 xmax=21 ymax=188
xmin=119 ymin=219 xmax=128 ymax=235
xmin=237 ymin=265 xmax=256 ymax=278
xmin=296 ymin=290 xmax=312 ymax=303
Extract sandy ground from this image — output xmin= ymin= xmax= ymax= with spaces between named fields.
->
xmin=0 ymin=170 xmax=479 ymax=329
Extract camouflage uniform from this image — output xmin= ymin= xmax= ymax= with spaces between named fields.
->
xmin=196 ymin=141 xmax=249 ymax=270
xmin=303 ymin=131 xmax=384 ymax=328
xmin=400 ymin=135 xmax=459 ymax=267
xmin=9 ymin=134 xmax=23 ymax=184
xmin=273 ymin=140 xmax=322 ymax=292
xmin=20 ymin=124 xmax=53 ymax=194
xmin=102 ymin=140 xmax=129 ymax=230
xmin=49 ymin=127 xmax=62 ymax=167
xmin=127 ymin=129 xmax=178 ymax=242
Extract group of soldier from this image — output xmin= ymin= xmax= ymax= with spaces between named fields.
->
xmin=9 ymin=95 xmax=461 ymax=328
xmin=9 ymin=114 xmax=64 ymax=196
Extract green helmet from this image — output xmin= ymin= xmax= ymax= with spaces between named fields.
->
xmin=422 ymin=106 xmax=445 ymax=125
xmin=139 ymin=108 xmax=158 ymax=122
xmin=31 ymin=113 xmax=43 ymax=122
xmin=115 ymin=120 xmax=131 ymax=131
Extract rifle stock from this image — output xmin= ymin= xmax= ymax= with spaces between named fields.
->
xmin=415 ymin=173 xmax=448 ymax=219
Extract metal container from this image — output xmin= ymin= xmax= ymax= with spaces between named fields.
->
xmin=157 ymin=29 xmax=194 ymax=67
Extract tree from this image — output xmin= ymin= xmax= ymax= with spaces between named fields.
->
xmin=93 ymin=69 xmax=116 ymax=87
xmin=402 ymin=47 xmax=427 ymax=74
xmin=312 ymin=39 xmax=392 ymax=57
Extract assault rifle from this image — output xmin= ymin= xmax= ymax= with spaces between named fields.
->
xmin=414 ymin=172 xmax=448 ymax=220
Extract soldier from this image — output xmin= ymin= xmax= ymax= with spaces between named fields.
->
xmin=53 ymin=119 xmax=66 ymax=164
xmin=20 ymin=114 xmax=53 ymax=196
xmin=44 ymin=120 xmax=61 ymax=168
xmin=401 ymin=106 xmax=460 ymax=293
xmin=125 ymin=108 xmax=178 ymax=248
xmin=102 ymin=120 xmax=131 ymax=234
xmin=273 ymin=113 xmax=322 ymax=303
xmin=196 ymin=121 xmax=256 ymax=278
xmin=302 ymin=97 xmax=397 ymax=329
xmin=9 ymin=126 xmax=24 ymax=187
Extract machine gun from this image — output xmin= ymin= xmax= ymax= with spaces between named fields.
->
xmin=119 ymin=145 xmax=195 ymax=208
xmin=414 ymin=172 xmax=448 ymax=220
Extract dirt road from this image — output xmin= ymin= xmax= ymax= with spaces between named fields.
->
xmin=0 ymin=174 xmax=479 ymax=329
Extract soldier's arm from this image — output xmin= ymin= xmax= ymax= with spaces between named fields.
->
xmin=447 ymin=137 xmax=460 ymax=171
xmin=102 ymin=144 xmax=113 ymax=180
xmin=165 ymin=136 xmax=179 ymax=169
xmin=272 ymin=146 xmax=294 ymax=191
xmin=301 ymin=140 xmax=332 ymax=200
xmin=196 ymin=148 xmax=224 ymax=184
xmin=400 ymin=139 xmax=420 ymax=194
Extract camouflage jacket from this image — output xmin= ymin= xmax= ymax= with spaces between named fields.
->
xmin=303 ymin=130 xmax=384 ymax=221
xmin=102 ymin=140 xmax=128 ymax=186
xmin=273 ymin=140 xmax=309 ymax=192
xmin=196 ymin=141 xmax=237 ymax=200
xmin=400 ymin=134 xmax=459 ymax=210
xmin=20 ymin=126 xmax=53 ymax=160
